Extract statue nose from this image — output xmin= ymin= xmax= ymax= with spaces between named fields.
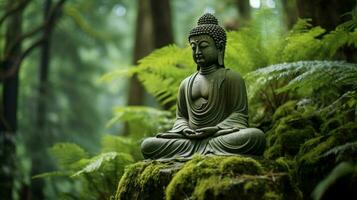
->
xmin=195 ymin=48 xmax=202 ymax=55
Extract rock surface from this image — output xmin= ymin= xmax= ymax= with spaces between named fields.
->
xmin=114 ymin=155 xmax=302 ymax=200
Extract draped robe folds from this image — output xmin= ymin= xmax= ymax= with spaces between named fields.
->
xmin=141 ymin=68 xmax=265 ymax=159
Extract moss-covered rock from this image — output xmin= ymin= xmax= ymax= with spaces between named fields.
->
xmin=114 ymin=160 xmax=184 ymax=200
xmin=311 ymin=162 xmax=357 ymax=200
xmin=296 ymin=122 xmax=357 ymax=196
xmin=265 ymin=112 xmax=317 ymax=159
xmin=114 ymin=155 xmax=302 ymax=200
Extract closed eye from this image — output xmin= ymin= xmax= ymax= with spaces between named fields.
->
xmin=199 ymin=41 xmax=209 ymax=48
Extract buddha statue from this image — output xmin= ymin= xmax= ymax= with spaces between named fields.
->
xmin=141 ymin=13 xmax=265 ymax=160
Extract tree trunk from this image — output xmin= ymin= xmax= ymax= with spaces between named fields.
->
xmin=281 ymin=0 xmax=298 ymax=29
xmin=296 ymin=0 xmax=357 ymax=61
xmin=150 ymin=0 xmax=174 ymax=48
xmin=236 ymin=0 xmax=251 ymax=22
xmin=150 ymin=0 xmax=175 ymax=109
xmin=125 ymin=0 xmax=174 ymax=134
xmin=127 ymin=0 xmax=154 ymax=107
xmin=37 ymin=0 xmax=52 ymax=129
xmin=296 ymin=0 xmax=356 ymax=31
xmin=0 ymin=0 xmax=22 ymax=198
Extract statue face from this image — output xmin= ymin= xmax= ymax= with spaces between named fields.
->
xmin=189 ymin=35 xmax=219 ymax=68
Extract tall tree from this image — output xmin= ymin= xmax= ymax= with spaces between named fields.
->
xmin=125 ymin=0 xmax=174 ymax=134
xmin=295 ymin=0 xmax=357 ymax=61
xmin=296 ymin=0 xmax=355 ymax=31
xmin=37 ymin=0 xmax=53 ymax=129
xmin=281 ymin=0 xmax=298 ymax=28
xmin=236 ymin=0 xmax=251 ymax=22
xmin=127 ymin=0 xmax=154 ymax=107
xmin=0 ymin=0 xmax=66 ymax=198
xmin=151 ymin=0 xmax=174 ymax=48
xmin=0 ymin=1 xmax=23 ymax=198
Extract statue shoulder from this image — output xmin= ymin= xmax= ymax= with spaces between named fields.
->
xmin=224 ymin=68 xmax=245 ymax=84
xmin=178 ymin=73 xmax=195 ymax=92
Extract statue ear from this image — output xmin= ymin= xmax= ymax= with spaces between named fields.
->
xmin=218 ymin=40 xmax=225 ymax=66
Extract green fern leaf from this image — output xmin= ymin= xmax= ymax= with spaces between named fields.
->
xmin=32 ymin=171 xmax=70 ymax=179
xmin=49 ymin=143 xmax=88 ymax=170
xmin=72 ymin=152 xmax=133 ymax=177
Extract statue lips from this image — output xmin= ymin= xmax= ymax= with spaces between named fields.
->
xmin=195 ymin=55 xmax=205 ymax=64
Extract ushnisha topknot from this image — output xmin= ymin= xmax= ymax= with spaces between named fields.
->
xmin=189 ymin=13 xmax=227 ymax=50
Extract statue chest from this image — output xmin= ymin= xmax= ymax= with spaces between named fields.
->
xmin=191 ymin=75 xmax=210 ymax=101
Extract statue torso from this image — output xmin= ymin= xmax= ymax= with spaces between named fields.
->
xmin=191 ymin=73 xmax=210 ymax=107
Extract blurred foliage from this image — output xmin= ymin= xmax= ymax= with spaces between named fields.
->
xmin=100 ymin=8 xmax=357 ymax=199
xmin=108 ymin=106 xmax=173 ymax=139
xmin=104 ymin=11 xmax=357 ymax=125
xmin=7 ymin=0 xmax=357 ymax=199
xmin=311 ymin=162 xmax=357 ymax=200
xmin=34 ymin=135 xmax=137 ymax=199
xmin=13 ymin=0 xmax=138 ymax=199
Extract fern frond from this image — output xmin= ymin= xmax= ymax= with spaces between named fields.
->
xmin=108 ymin=106 xmax=173 ymax=127
xmin=338 ymin=8 xmax=357 ymax=31
xmin=101 ymin=135 xmax=142 ymax=161
xmin=321 ymin=29 xmax=357 ymax=58
xmin=312 ymin=162 xmax=357 ymax=200
xmin=246 ymin=61 xmax=357 ymax=101
xmin=72 ymin=152 xmax=133 ymax=177
xmin=136 ymin=45 xmax=194 ymax=108
xmin=32 ymin=171 xmax=70 ymax=179
xmin=277 ymin=20 xmax=326 ymax=62
xmin=99 ymin=66 xmax=137 ymax=82
xmin=321 ymin=141 xmax=357 ymax=162
xmin=49 ymin=143 xmax=88 ymax=170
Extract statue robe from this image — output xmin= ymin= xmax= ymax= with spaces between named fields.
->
xmin=141 ymin=68 xmax=265 ymax=159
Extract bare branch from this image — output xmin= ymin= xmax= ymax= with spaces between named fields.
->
xmin=0 ymin=0 xmax=31 ymax=26
xmin=0 ymin=38 xmax=44 ymax=81
xmin=4 ymin=0 xmax=67 ymax=62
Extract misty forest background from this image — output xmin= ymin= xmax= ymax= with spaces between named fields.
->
xmin=1 ymin=0 xmax=357 ymax=199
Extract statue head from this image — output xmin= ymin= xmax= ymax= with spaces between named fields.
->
xmin=188 ymin=13 xmax=227 ymax=69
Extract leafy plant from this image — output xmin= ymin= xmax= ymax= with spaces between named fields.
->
xmin=34 ymin=136 xmax=137 ymax=200
xmin=107 ymin=106 xmax=173 ymax=139
xmin=311 ymin=162 xmax=357 ymax=200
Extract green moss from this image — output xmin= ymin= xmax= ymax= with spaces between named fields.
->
xmin=263 ymin=191 xmax=283 ymax=200
xmin=320 ymin=117 xmax=344 ymax=134
xmin=275 ymin=157 xmax=295 ymax=173
xmin=265 ymin=123 xmax=315 ymax=159
xmin=191 ymin=175 xmax=265 ymax=200
xmin=279 ymin=126 xmax=315 ymax=156
xmin=115 ymin=161 xmax=173 ymax=200
xmin=138 ymin=161 xmax=169 ymax=187
xmin=115 ymin=162 xmax=148 ymax=200
xmin=165 ymin=155 xmax=301 ymax=200
xmin=219 ymin=156 xmax=263 ymax=175
xmin=272 ymin=101 xmax=298 ymax=122
xmin=165 ymin=155 xmax=220 ymax=200
xmin=264 ymin=144 xmax=282 ymax=159
xmin=189 ymin=174 xmax=295 ymax=200
xmin=191 ymin=176 xmax=232 ymax=200
xmin=298 ymin=123 xmax=357 ymax=164
xmin=296 ymin=122 xmax=357 ymax=196
xmin=115 ymin=155 xmax=302 ymax=200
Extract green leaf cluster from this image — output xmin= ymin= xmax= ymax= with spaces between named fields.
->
xmin=34 ymin=135 xmax=138 ymax=199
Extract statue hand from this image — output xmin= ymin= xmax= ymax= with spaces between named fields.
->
xmin=213 ymin=127 xmax=240 ymax=137
xmin=195 ymin=126 xmax=219 ymax=134
xmin=191 ymin=126 xmax=219 ymax=139
xmin=183 ymin=128 xmax=209 ymax=139
xmin=183 ymin=128 xmax=195 ymax=135
xmin=156 ymin=133 xmax=185 ymax=139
